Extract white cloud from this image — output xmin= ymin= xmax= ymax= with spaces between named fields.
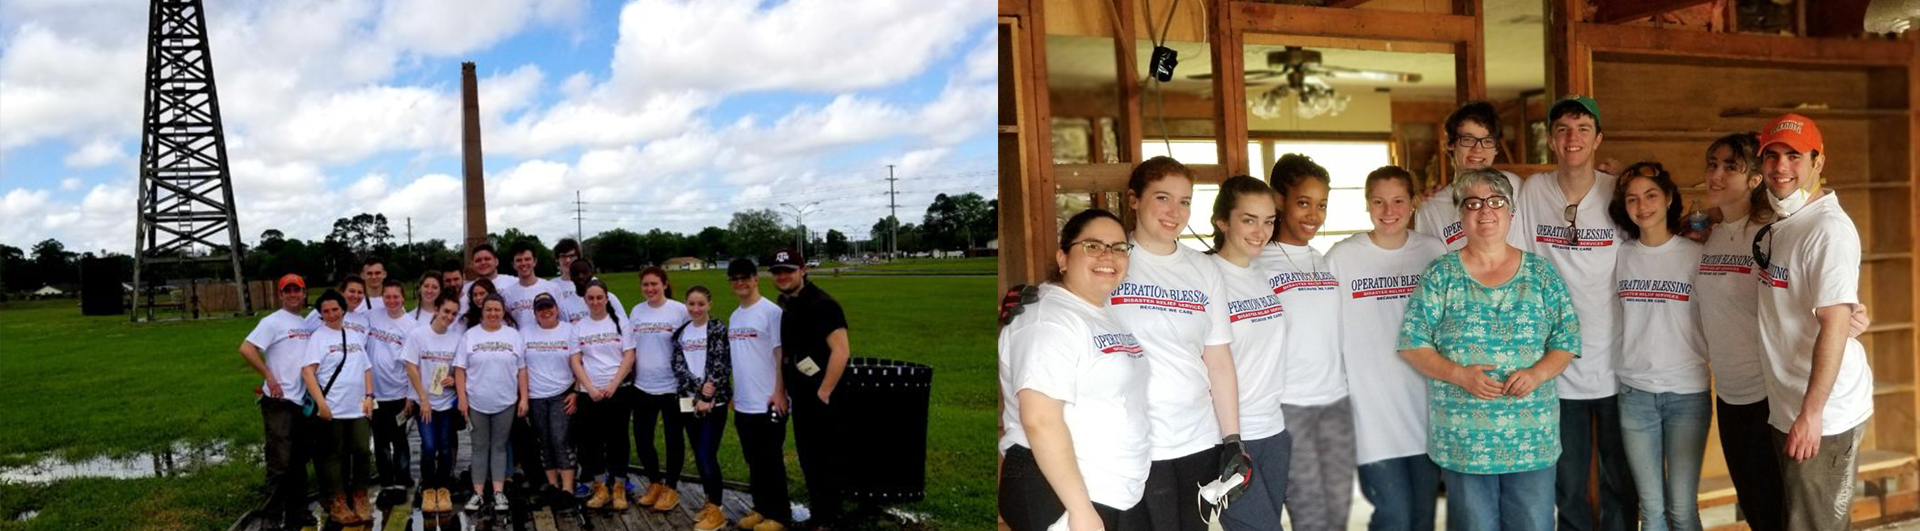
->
xmin=59 ymin=177 xmax=82 ymax=192
xmin=375 ymin=0 xmax=585 ymax=57
xmin=62 ymin=137 xmax=124 ymax=168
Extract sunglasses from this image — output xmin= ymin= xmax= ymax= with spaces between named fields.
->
xmin=1752 ymin=222 xmax=1776 ymax=273
xmin=1564 ymin=204 xmax=1579 ymax=233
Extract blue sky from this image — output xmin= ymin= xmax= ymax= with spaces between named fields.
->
xmin=0 ymin=0 xmax=996 ymax=254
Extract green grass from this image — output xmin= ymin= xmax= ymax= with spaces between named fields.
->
xmin=0 ymin=271 xmax=995 ymax=530
xmin=840 ymin=258 xmax=994 ymax=276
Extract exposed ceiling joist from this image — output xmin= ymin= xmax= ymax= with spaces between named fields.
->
xmin=1592 ymin=0 xmax=1716 ymax=24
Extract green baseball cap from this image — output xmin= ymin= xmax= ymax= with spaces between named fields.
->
xmin=1549 ymin=94 xmax=1601 ymax=128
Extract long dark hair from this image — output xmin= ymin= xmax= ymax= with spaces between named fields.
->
xmin=463 ymin=278 xmax=502 ymax=329
xmin=1052 ymin=208 xmax=1126 ymax=282
xmin=1609 ymin=162 xmax=1685 ymax=240
xmin=584 ymin=279 xmax=621 ymax=331
xmin=1208 ymin=176 xmax=1276 ymax=253
xmin=1708 ymin=132 xmax=1773 ymax=225
xmin=466 ymin=292 xmax=516 ymax=330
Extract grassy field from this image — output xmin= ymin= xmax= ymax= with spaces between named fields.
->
xmin=839 ymin=258 xmax=994 ymax=276
xmin=0 ymin=270 xmax=995 ymax=530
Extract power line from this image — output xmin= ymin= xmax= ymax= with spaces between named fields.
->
xmin=886 ymin=164 xmax=899 ymax=261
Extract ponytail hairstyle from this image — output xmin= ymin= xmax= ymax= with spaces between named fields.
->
xmin=1268 ymin=153 xmax=1331 ymax=197
xmin=1708 ymin=132 xmax=1773 ymax=225
xmin=639 ymin=266 xmax=675 ymax=301
xmin=1208 ymin=176 xmax=1278 ymax=253
xmin=584 ymin=279 xmax=621 ymax=331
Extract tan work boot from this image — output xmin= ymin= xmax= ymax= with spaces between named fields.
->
xmin=327 ymin=493 xmax=357 ymax=524
xmin=649 ymin=486 xmax=681 ymax=512
xmin=751 ymin=519 xmax=787 ymax=531
xmin=585 ymin=482 xmax=610 ymax=509
xmin=693 ymin=503 xmax=727 ymax=531
xmin=351 ymin=488 xmax=373 ymax=522
xmin=737 ymin=511 xmax=764 ymax=529
xmin=638 ymin=482 xmax=664 ymax=505
xmin=438 ymin=488 xmax=454 ymax=513
xmin=609 ymin=480 xmax=630 ymax=511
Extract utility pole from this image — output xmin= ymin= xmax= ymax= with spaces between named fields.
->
xmin=780 ymin=201 xmax=820 ymax=258
xmin=406 ymin=217 xmax=413 ymax=248
xmin=885 ymin=164 xmax=899 ymax=261
xmin=573 ymin=191 xmax=585 ymax=240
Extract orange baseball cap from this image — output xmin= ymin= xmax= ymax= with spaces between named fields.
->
xmin=277 ymin=273 xmax=305 ymax=290
xmin=1759 ymin=113 xmax=1823 ymax=155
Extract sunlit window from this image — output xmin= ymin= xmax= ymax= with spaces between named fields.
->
xmin=1142 ymin=140 xmax=1390 ymax=253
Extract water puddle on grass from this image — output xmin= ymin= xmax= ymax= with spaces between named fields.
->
xmin=13 ymin=510 xmax=37 ymax=521
xmin=0 ymin=440 xmax=234 ymax=484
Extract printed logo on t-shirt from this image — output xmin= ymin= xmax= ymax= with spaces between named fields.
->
xmin=1092 ymin=333 xmax=1144 ymax=357
xmin=1758 ymin=264 xmax=1791 ymax=289
xmin=1534 ymin=224 xmax=1616 ymax=249
xmin=679 ymin=338 xmax=707 ymax=352
xmin=1443 ymin=221 xmax=1464 ymax=245
xmin=1268 ymin=271 xmax=1338 ymax=294
xmin=1698 ymin=254 xmax=1753 ymax=276
xmin=1226 ymin=294 xmax=1284 ymax=323
xmin=366 ymin=325 xmax=405 ymax=348
xmin=1110 ymin=282 xmax=1209 ymax=313
xmin=470 ymin=341 xmax=516 ymax=354
xmin=729 ymin=327 xmax=764 ymax=340
xmin=1349 ymin=274 xmax=1422 ymax=300
xmin=286 ymin=327 xmax=315 ymax=340
xmin=1617 ymin=279 xmax=1693 ymax=302
xmin=525 ymin=339 xmax=571 ymax=353
xmin=420 ymin=348 xmax=457 ymax=362
xmin=577 ymin=331 xmax=622 ymax=347
xmin=631 ymin=322 xmax=677 ymax=336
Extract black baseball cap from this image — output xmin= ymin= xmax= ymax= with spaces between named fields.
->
xmin=532 ymin=292 xmax=558 ymax=310
xmin=770 ymin=249 xmax=804 ymax=271
xmin=728 ymin=258 xmax=758 ymax=278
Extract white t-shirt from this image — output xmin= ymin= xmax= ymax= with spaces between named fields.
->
xmin=1254 ymin=242 xmax=1347 ymax=406
xmin=573 ymin=313 xmax=627 ymax=391
xmin=1697 ymin=218 xmax=1769 ymax=405
xmin=403 ymin=323 xmax=464 ymax=411
xmin=730 ymin=298 xmax=785 ymax=414
xmin=1209 ymin=255 xmax=1288 ymax=441
xmin=675 ymin=321 xmax=711 ymax=381
xmin=245 ymin=309 xmax=320 ymax=403
xmin=557 ymin=279 xmax=626 ymax=326
xmin=500 ymin=277 xmax=559 ymax=329
xmin=999 ymin=283 xmax=1150 ymax=509
xmin=1328 ymin=232 xmax=1447 ymax=465
xmin=1519 ymin=171 xmax=1622 ymax=399
xmin=1757 ymin=192 xmax=1874 ymax=435
xmin=1616 ymin=236 xmax=1710 ymax=394
xmin=522 ymin=321 xmax=579 ymax=399
xmin=363 ymin=310 xmax=414 ymax=401
xmin=625 ymin=299 xmax=691 ymax=395
xmin=457 ymin=325 xmax=527 ymax=415
xmin=304 ymin=322 xmax=372 ymax=419
xmin=1110 ymin=241 xmax=1233 ymax=460
xmin=1413 ymin=170 xmax=1530 ymax=251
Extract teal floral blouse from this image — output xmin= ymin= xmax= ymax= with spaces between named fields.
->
xmin=1397 ymin=251 xmax=1581 ymax=475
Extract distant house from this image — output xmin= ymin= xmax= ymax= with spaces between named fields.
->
xmin=664 ymin=257 xmax=708 ymax=271
xmin=32 ymin=286 xmax=63 ymax=297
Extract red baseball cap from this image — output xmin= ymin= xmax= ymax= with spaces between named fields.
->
xmin=277 ymin=273 xmax=305 ymax=291
xmin=1759 ymin=113 xmax=1823 ymax=155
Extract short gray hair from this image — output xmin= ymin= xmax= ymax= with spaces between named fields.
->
xmin=1452 ymin=168 xmax=1515 ymax=210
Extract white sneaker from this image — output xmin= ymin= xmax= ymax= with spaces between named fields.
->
xmin=493 ymin=492 xmax=510 ymax=511
xmin=464 ymin=492 xmax=485 ymax=512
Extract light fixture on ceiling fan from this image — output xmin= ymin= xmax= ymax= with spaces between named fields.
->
xmin=1193 ymin=46 xmax=1421 ymax=120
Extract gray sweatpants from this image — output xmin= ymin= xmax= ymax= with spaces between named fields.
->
xmin=1282 ymin=398 xmax=1355 ymax=531
xmin=529 ymin=394 xmax=576 ymax=470
xmin=1774 ymin=425 xmax=1863 ymax=531
xmin=470 ymin=409 xmax=514 ymax=484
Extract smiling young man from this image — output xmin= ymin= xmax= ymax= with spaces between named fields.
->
xmin=772 ymin=249 xmax=854 ymax=530
xmin=238 ymin=273 xmax=321 ymax=530
xmin=1751 ymin=114 xmax=1875 ymax=531
xmin=1413 ymin=101 xmax=1531 ymax=251
xmin=1515 ymin=95 xmax=1637 ymax=531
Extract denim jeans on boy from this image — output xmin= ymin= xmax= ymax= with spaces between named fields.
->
xmin=1617 ymin=386 xmax=1711 ymax=531
xmin=1556 ymin=396 xmax=1637 ymax=531
xmin=1356 ymin=454 xmax=1441 ymax=531
xmin=1443 ymin=466 xmax=1554 ymax=531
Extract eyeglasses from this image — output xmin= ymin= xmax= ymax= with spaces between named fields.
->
xmin=1454 ymin=136 xmax=1499 ymax=150
xmin=1070 ymin=240 xmax=1134 ymax=257
xmin=1751 ymin=222 xmax=1776 ymax=272
xmin=1459 ymin=195 xmax=1510 ymax=211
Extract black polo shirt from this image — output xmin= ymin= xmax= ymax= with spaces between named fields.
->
xmin=779 ymin=279 xmax=848 ymax=392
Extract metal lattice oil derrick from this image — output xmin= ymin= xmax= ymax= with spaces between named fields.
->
xmin=132 ymin=0 xmax=249 ymax=321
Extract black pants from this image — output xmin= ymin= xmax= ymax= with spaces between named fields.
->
xmin=631 ymin=389 xmax=686 ymax=486
xmin=1000 ymin=445 xmax=1147 ymax=531
xmin=736 ymin=411 xmax=792 ymax=524
xmin=1143 ymin=446 xmax=1220 ymax=531
xmin=576 ymin=388 xmax=631 ymax=480
xmin=259 ymin=397 xmax=312 ymax=517
xmin=791 ymin=384 xmax=844 ymax=525
xmin=1718 ymin=398 xmax=1785 ymax=531
xmin=510 ymin=412 xmax=548 ymax=487
xmin=371 ymin=399 xmax=412 ymax=487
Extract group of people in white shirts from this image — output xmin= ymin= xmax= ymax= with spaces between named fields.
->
xmin=239 ymin=239 xmax=840 ymax=531
xmin=998 ymin=96 xmax=1877 ymax=531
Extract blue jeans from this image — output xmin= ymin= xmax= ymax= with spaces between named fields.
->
xmin=1357 ymin=455 xmax=1440 ymax=531
xmin=418 ymin=408 xmax=458 ymax=488
xmin=1556 ymin=396 xmax=1636 ymax=531
xmin=1617 ymin=387 xmax=1710 ymax=531
xmin=689 ymin=406 xmax=728 ymax=503
xmin=1443 ymin=467 xmax=1554 ymax=531
xmin=1221 ymin=431 xmax=1292 ymax=531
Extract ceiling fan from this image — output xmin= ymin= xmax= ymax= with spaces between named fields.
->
xmin=1189 ymin=47 xmax=1423 ymax=119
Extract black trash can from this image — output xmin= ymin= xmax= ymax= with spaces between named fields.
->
xmin=837 ymin=357 xmax=933 ymax=504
